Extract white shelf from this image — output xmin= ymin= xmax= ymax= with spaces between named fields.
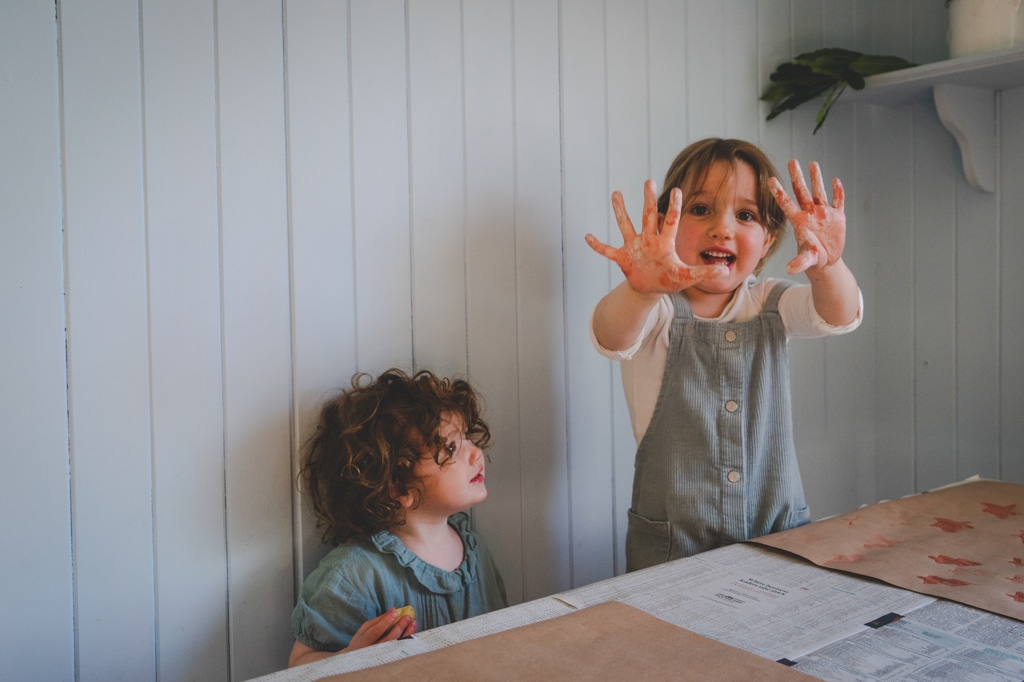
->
xmin=842 ymin=47 xmax=1024 ymax=192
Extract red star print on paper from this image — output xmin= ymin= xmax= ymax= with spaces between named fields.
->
xmin=919 ymin=575 xmax=972 ymax=587
xmin=928 ymin=555 xmax=981 ymax=566
xmin=864 ymin=534 xmax=897 ymax=548
xmin=931 ymin=518 xmax=974 ymax=532
xmin=982 ymin=502 xmax=1017 ymax=519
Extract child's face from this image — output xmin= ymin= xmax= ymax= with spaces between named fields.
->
xmin=411 ymin=413 xmax=487 ymax=516
xmin=674 ymin=159 xmax=774 ymax=301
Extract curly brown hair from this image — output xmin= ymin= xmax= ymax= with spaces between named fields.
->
xmin=301 ymin=368 xmax=491 ymax=546
xmin=657 ymin=138 xmax=787 ymax=275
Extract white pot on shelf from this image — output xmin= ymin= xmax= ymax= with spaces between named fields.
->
xmin=948 ymin=0 xmax=1024 ymax=58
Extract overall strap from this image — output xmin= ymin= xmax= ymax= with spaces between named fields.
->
xmin=668 ymin=291 xmax=692 ymax=321
xmin=763 ymin=279 xmax=794 ymax=314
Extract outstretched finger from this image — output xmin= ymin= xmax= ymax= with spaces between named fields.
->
xmin=831 ymin=177 xmax=845 ymax=211
xmin=584 ymin=233 xmax=626 ymax=267
xmin=659 ymin=186 xmax=682 ymax=243
xmin=768 ymin=176 xmax=799 ymax=219
xmin=809 ymin=162 xmax=828 ymax=206
xmin=787 ymin=159 xmax=812 ymax=209
xmin=641 ymin=179 xmax=661 ymax=236
xmin=610 ymin=191 xmax=638 ymax=244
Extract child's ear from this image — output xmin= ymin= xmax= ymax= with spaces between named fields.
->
xmin=391 ymin=483 xmax=418 ymax=509
xmin=760 ymin=231 xmax=776 ymax=258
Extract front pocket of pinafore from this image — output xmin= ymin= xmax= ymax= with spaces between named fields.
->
xmin=625 ymin=509 xmax=671 ymax=571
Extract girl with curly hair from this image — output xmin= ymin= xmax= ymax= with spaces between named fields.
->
xmin=288 ymin=368 xmax=507 ymax=667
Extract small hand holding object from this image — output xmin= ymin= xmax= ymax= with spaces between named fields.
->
xmin=346 ymin=606 xmax=417 ymax=652
xmin=585 ymin=179 xmax=728 ymax=294
xmin=769 ymin=160 xmax=846 ymax=275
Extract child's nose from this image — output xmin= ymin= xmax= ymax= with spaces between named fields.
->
xmin=708 ymin=214 xmax=735 ymax=238
xmin=468 ymin=443 xmax=483 ymax=464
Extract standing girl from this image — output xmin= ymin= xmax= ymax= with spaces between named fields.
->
xmin=288 ymin=368 xmax=507 ymax=667
xmin=585 ymin=138 xmax=862 ymax=571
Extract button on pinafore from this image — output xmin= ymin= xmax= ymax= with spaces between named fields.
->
xmin=625 ymin=281 xmax=809 ymax=571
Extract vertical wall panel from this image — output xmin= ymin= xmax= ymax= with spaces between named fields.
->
xmin=912 ymin=0 xmax=953 ymax=63
xmin=283 ymin=0 xmax=357 ymax=584
xmin=509 ymin=0 xmax=572 ymax=599
xmin=756 ymin=0 xmax=794 ymax=179
xmin=605 ymin=0 xmax=649 ymax=575
xmin=912 ymin=106 xmax=958 ymax=492
xmin=861 ymin=0 xmax=913 ymax=55
xmin=560 ymin=0 xmax=616 ymax=589
xmin=868 ymin=101 xmax=917 ymax=501
xmin=60 ymin=0 xmax=156 ymax=679
xmin=954 ymin=145 xmax=1002 ymax=481
xmin=1000 ymin=86 xmax=1024 ymax=484
xmin=462 ymin=0 xmax=525 ymax=603
xmin=408 ymin=2 xmax=468 ymax=373
xmin=722 ymin=0 xmax=762 ymax=140
xmin=350 ymin=0 xmax=413 ymax=372
xmin=0 ymin=2 xmax=73 ymax=679
xmin=648 ymin=0 xmax=690 ymax=177
xmin=684 ymin=1 xmax=726 ymax=140
xmin=216 ymin=1 xmax=294 ymax=678
xmin=823 ymin=0 xmax=877 ymax=508
xmin=141 ymin=1 xmax=229 ymax=680
xmin=864 ymin=0 xmax=922 ymax=502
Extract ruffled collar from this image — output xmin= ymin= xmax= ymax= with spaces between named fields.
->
xmin=371 ymin=512 xmax=480 ymax=594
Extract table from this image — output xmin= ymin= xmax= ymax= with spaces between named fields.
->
xmin=249 ymin=541 xmax=1024 ymax=681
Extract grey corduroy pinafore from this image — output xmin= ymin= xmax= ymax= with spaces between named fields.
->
xmin=625 ymin=281 xmax=810 ymax=572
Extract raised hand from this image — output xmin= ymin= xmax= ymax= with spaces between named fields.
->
xmin=768 ymin=160 xmax=846 ymax=275
xmin=585 ymin=179 xmax=727 ymax=294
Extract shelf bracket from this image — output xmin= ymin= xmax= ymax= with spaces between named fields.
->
xmin=933 ymin=83 xmax=996 ymax=192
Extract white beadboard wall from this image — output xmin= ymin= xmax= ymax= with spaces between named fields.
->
xmin=2 ymin=1 xmax=1022 ymax=680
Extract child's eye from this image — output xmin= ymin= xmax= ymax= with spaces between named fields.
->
xmin=737 ymin=210 xmax=758 ymax=222
xmin=435 ymin=442 xmax=458 ymax=467
xmin=690 ymin=204 xmax=710 ymax=216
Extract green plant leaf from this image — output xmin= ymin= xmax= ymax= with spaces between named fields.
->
xmin=814 ymin=82 xmax=848 ymax=133
xmin=762 ymin=47 xmax=916 ymax=133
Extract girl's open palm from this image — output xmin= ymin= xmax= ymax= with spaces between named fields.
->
xmin=769 ymin=160 xmax=846 ymax=275
xmin=585 ymin=179 xmax=726 ymax=294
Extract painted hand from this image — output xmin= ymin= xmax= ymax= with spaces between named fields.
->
xmin=769 ymin=160 xmax=846 ymax=275
xmin=584 ymin=179 xmax=727 ymax=294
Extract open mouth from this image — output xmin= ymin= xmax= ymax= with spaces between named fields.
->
xmin=470 ymin=472 xmax=485 ymax=484
xmin=701 ymin=249 xmax=736 ymax=267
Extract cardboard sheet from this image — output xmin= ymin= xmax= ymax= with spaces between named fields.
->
xmin=751 ymin=479 xmax=1024 ymax=621
xmin=320 ymin=601 xmax=814 ymax=681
